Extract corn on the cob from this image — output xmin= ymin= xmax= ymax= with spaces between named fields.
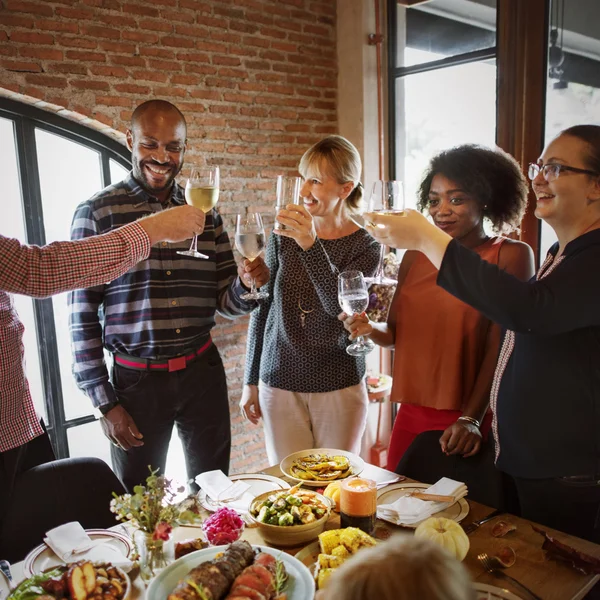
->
xmin=317 ymin=554 xmax=346 ymax=569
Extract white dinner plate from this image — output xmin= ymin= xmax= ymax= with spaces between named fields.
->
xmin=0 ymin=571 xmax=9 ymax=597
xmin=280 ymin=448 xmax=365 ymax=488
xmin=474 ymin=582 xmax=523 ymax=599
xmin=198 ymin=472 xmax=290 ymax=513
xmin=376 ymin=482 xmax=470 ymax=528
xmin=147 ymin=543 xmax=315 ymax=600
xmin=23 ymin=529 xmax=132 ymax=577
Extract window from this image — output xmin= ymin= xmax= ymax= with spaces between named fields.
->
xmin=540 ymin=0 xmax=600 ymax=259
xmin=389 ymin=0 xmax=497 ymax=211
xmin=0 ymin=98 xmax=190 ymax=485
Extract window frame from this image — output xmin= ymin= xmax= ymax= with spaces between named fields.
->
xmin=0 ymin=97 xmax=131 ymax=458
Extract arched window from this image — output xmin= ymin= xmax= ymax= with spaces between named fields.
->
xmin=1 ymin=97 xmax=130 ymax=460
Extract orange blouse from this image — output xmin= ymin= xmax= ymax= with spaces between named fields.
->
xmin=390 ymin=237 xmax=505 ymax=411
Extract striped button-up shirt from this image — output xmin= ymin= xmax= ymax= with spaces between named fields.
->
xmin=0 ymin=222 xmax=150 ymax=452
xmin=68 ymin=172 xmax=254 ymax=409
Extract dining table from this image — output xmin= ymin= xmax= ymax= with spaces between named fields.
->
xmin=6 ymin=461 xmax=600 ymax=600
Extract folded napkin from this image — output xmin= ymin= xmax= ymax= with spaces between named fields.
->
xmin=196 ymin=470 xmax=252 ymax=512
xmin=45 ymin=522 xmax=133 ymax=572
xmin=377 ymin=478 xmax=468 ymax=526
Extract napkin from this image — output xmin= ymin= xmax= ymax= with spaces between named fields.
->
xmin=196 ymin=470 xmax=252 ymax=510
xmin=45 ymin=522 xmax=133 ymax=572
xmin=377 ymin=477 xmax=468 ymax=526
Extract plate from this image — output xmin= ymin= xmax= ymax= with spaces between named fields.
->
xmin=280 ymin=448 xmax=365 ymax=488
xmin=295 ymin=540 xmax=320 ymax=572
xmin=367 ymin=373 xmax=393 ymax=396
xmin=23 ymin=529 xmax=132 ymax=577
xmin=198 ymin=473 xmax=290 ymax=513
xmin=376 ymin=482 xmax=469 ymax=528
xmin=474 ymin=583 xmax=523 ymax=599
xmin=0 ymin=572 xmax=9 ymax=598
xmin=146 ymin=543 xmax=315 ymax=600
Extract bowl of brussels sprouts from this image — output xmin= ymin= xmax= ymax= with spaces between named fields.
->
xmin=248 ymin=487 xmax=333 ymax=547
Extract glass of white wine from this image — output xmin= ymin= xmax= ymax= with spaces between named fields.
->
xmin=235 ymin=212 xmax=269 ymax=300
xmin=177 ymin=166 xmax=220 ymax=259
xmin=365 ymin=180 xmax=404 ymax=286
xmin=338 ymin=270 xmax=375 ymax=356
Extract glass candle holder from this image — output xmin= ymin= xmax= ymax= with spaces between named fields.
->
xmin=340 ymin=477 xmax=377 ymax=534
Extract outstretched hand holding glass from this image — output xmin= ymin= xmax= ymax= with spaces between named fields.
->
xmin=235 ymin=212 xmax=269 ymax=300
xmin=177 ymin=166 xmax=219 ymax=259
xmin=338 ymin=270 xmax=375 ymax=356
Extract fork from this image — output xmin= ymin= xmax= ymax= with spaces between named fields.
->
xmin=478 ymin=553 xmax=544 ymax=600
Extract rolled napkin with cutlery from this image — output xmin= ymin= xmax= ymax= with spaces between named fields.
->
xmin=377 ymin=477 xmax=467 ymax=526
xmin=44 ymin=522 xmax=133 ymax=571
xmin=195 ymin=470 xmax=252 ymax=512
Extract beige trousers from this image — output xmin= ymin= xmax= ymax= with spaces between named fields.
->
xmin=258 ymin=380 xmax=369 ymax=465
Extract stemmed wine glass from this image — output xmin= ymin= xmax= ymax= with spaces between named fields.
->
xmin=235 ymin=212 xmax=269 ymax=300
xmin=177 ymin=166 xmax=220 ymax=259
xmin=338 ymin=270 xmax=375 ymax=356
xmin=364 ymin=180 xmax=404 ymax=286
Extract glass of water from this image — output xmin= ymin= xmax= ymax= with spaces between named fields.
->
xmin=338 ymin=270 xmax=375 ymax=356
xmin=275 ymin=175 xmax=301 ymax=230
xmin=235 ymin=212 xmax=268 ymax=300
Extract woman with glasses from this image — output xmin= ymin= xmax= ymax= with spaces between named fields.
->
xmin=364 ymin=125 xmax=600 ymax=542
xmin=340 ymin=145 xmax=534 ymax=473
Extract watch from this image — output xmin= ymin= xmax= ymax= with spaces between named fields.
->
xmin=98 ymin=402 xmax=119 ymax=416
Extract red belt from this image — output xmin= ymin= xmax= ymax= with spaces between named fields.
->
xmin=114 ymin=339 xmax=212 ymax=372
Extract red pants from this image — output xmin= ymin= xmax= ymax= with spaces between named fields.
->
xmin=386 ymin=404 xmax=493 ymax=471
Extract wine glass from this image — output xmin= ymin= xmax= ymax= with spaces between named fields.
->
xmin=364 ymin=180 xmax=404 ymax=286
xmin=235 ymin=212 xmax=269 ymax=300
xmin=177 ymin=166 xmax=220 ymax=259
xmin=338 ymin=270 xmax=375 ymax=356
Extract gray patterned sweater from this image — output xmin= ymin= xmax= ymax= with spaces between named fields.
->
xmin=244 ymin=229 xmax=380 ymax=393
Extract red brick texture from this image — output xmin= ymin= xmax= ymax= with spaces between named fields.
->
xmin=0 ymin=0 xmax=338 ymax=474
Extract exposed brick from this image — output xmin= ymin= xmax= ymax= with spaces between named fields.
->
xmin=174 ymin=23 xmax=209 ymax=37
xmin=139 ymin=46 xmax=176 ymax=59
xmin=80 ymin=25 xmax=121 ymax=39
xmin=95 ymin=95 xmax=134 ymax=107
xmin=5 ymin=0 xmax=54 ymax=17
xmin=122 ymin=30 xmax=159 ymax=43
xmin=96 ymin=13 xmax=137 ymax=28
xmin=153 ymin=85 xmax=187 ymax=97
xmin=90 ymin=65 xmax=129 ymax=78
xmin=160 ymin=35 xmax=195 ymax=49
xmin=139 ymin=18 xmax=173 ymax=33
xmin=34 ymin=19 xmax=79 ymax=33
xmin=69 ymin=78 xmax=111 ymax=90
xmin=148 ymin=58 xmax=181 ymax=71
xmin=100 ymin=41 xmax=138 ymax=54
xmin=56 ymin=35 xmax=97 ymax=49
xmin=2 ymin=60 xmax=42 ymax=73
xmin=114 ymin=82 xmax=152 ymax=94
xmin=0 ymin=44 xmax=17 ymax=56
xmin=0 ymin=14 xmax=35 ymax=28
xmin=122 ymin=3 xmax=160 ymax=17
xmin=110 ymin=55 xmax=146 ymax=67
xmin=10 ymin=31 xmax=54 ymax=44
xmin=55 ymin=7 xmax=95 ymax=20
xmin=159 ymin=10 xmax=192 ymax=23
xmin=19 ymin=47 xmax=64 ymax=61
xmin=46 ymin=62 xmax=88 ymax=75
xmin=223 ymin=92 xmax=254 ymax=104
xmin=65 ymin=50 xmax=106 ymax=62
xmin=25 ymin=74 xmax=67 ymax=88
xmin=131 ymin=69 xmax=170 ymax=82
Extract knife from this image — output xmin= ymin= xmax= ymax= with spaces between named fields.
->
xmin=462 ymin=509 xmax=503 ymax=534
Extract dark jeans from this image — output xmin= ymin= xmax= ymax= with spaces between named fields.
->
xmin=503 ymin=472 xmax=600 ymax=543
xmin=0 ymin=423 xmax=55 ymax=530
xmin=110 ymin=344 xmax=231 ymax=492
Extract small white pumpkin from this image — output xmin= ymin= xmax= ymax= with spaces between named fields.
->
xmin=414 ymin=517 xmax=470 ymax=561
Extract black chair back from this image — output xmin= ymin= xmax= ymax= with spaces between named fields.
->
xmin=0 ymin=457 xmax=125 ymax=562
xmin=394 ymin=430 xmax=504 ymax=509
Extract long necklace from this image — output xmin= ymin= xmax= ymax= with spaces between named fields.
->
xmin=297 ymin=299 xmax=314 ymax=328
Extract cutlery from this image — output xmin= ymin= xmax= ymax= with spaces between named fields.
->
xmin=478 ymin=553 xmax=544 ymax=600
xmin=375 ymin=476 xmax=405 ymax=489
xmin=463 ymin=508 xmax=502 ymax=534
xmin=0 ymin=560 xmax=14 ymax=590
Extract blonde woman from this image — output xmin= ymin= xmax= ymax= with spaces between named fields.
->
xmin=240 ymin=136 xmax=380 ymax=463
xmin=317 ymin=535 xmax=475 ymax=600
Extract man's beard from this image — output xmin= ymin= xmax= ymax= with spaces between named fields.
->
xmin=133 ymin=158 xmax=180 ymax=193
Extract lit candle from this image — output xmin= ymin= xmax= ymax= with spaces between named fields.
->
xmin=340 ymin=477 xmax=377 ymax=534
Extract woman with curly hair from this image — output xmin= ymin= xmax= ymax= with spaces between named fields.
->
xmin=341 ymin=145 xmax=534 ymax=471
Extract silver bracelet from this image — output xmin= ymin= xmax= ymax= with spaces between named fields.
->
xmin=458 ymin=415 xmax=481 ymax=428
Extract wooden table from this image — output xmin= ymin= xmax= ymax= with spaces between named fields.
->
xmin=9 ymin=463 xmax=600 ymax=600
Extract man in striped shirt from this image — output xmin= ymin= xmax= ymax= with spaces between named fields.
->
xmin=69 ymin=100 xmax=269 ymax=491
xmin=0 ymin=204 xmax=205 ymax=528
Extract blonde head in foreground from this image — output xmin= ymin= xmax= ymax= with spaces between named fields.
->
xmin=318 ymin=534 xmax=476 ymax=600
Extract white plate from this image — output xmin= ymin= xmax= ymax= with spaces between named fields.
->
xmin=0 ymin=572 xmax=9 ymax=597
xmin=23 ymin=529 xmax=132 ymax=577
xmin=376 ymin=482 xmax=470 ymax=528
xmin=146 ymin=543 xmax=315 ymax=600
xmin=367 ymin=373 xmax=393 ymax=395
xmin=198 ymin=473 xmax=290 ymax=513
xmin=280 ymin=448 xmax=365 ymax=488
xmin=474 ymin=582 xmax=523 ymax=599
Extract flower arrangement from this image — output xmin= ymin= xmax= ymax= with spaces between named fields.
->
xmin=367 ymin=252 xmax=400 ymax=322
xmin=110 ymin=467 xmax=197 ymax=539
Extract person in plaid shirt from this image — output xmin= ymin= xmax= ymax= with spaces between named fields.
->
xmin=0 ymin=203 xmax=206 ymax=526
xmin=68 ymin=100 xmax=269 ymax=492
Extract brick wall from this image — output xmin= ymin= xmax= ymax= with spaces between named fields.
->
xmin=0 ymin=0 xmax=338 ymax=474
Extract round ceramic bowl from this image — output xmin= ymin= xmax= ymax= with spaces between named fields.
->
xmin=248 ymin=490 xmax=332 ymax=547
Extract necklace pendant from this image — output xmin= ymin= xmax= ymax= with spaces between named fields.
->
xmin=300 ymin=313 xmax=306 ymax=328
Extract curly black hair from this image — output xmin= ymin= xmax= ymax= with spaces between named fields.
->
xmin=416 ymin=144 xmax=528 ymax=234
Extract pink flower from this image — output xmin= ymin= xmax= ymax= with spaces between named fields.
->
xmin=153 ymin=522 xmax=173 ymax=541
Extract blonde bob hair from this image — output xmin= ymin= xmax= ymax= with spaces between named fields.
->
xmin=322 ymin=535 xmax=476 ymax=600
xmin=298 ymin=135 xmax=363 ymax=212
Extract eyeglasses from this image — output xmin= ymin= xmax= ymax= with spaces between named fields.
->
xmin=528 ymin=162 xmax=598 ymax=181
